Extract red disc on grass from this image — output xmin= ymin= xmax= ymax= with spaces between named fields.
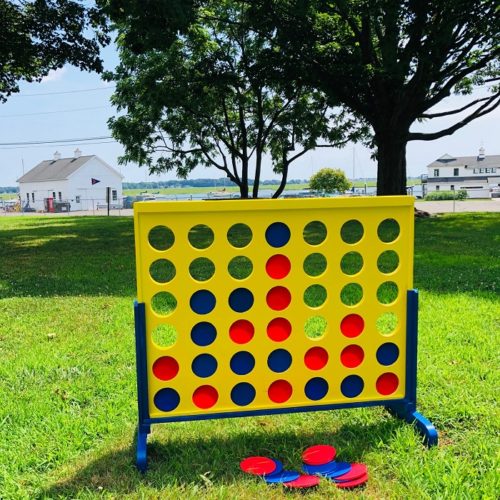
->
xmin=229 ymin=319 xmax=255 ymax=344
xmin=267 ymin=318 xmax=292 ymax=342
xmin=304 ymin=347 xmax=329 ymax=370
xmin=152 ymin=356 xmax=179 ymax=381
xmin=266 ymin=286 xmax=291 ymax=311
xmin=376 ymin=372 xmax=399 ymax=395
xmin=268 ymin=379 xmax=293 ymax=403
xmin=302 ymin=444 xmax=336 ymax=465
xmin=283 ymin=474 xmax=320 ymax=489
xmin=340 ymin=345 xmax=364 ymax=368
xmin=240 ymin=456 xmax=277 ymax=476
xmin=333 ymin=463 xmax=367 ymax=483
xmin=266 ymin=254 xmax=291 ymax=279
xmin=192 ymin=385 xmax=218 ymax=409
xmin=335 ymin=473 xmax=368 ymax=489
xmin=340 ymin=314 xmax=364 ymax=337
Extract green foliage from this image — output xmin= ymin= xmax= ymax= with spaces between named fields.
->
xmin=309 ymin=167 xmax=351 ymax=193
xmin=106 ymin=0 xmax=366 ymax=198
xmin=425 ymin=190 xmax=468 ymax=201
xmin=0 ymin=0 xmax=109 ymax=102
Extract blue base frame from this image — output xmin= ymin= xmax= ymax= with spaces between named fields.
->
xmin=133 ymin=290 xmax=437 ymax=472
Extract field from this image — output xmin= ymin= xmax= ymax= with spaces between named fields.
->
xmin=0 ymin=212 xmax=498 ymax=499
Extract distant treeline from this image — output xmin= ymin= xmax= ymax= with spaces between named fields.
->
xmin=122 ymin=178 xmax=308 ymax=190
xmin=0 ymin=187 xmax=18 ymax=194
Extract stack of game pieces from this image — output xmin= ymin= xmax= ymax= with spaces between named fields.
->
xmin=240 ymin=456 xmax=320 ymax=490
xmin=302 ymin=445 xmax=368 ymax=489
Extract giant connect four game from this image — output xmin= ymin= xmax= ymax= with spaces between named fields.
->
xmin=133 ymin=197 xmax=437 ymax=471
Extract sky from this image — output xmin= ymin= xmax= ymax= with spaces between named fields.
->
xmin=0 ymin=43 xmax=498 ymax=187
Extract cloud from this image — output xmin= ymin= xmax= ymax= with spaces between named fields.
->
xmin=41 ymin=67 xmax=67 ymax=83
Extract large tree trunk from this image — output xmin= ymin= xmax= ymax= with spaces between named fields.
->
xmin=375 ymin=134 xmax=408 ymax=195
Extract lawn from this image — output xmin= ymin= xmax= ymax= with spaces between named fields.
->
xmin=0 ymin=212 xmax=498 ymax=499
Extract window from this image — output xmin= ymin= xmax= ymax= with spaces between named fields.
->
xmin=52 ymin=191 xmax=56 ymax=199
xmin=32 ymin=192 xmax=35 ymax=202
xmin=75 ymin=195 xmax=81 ymax=203
xmin=492 ymin=168 xmax=497 ymax=173
xmin=485 ymin=168 xmax=490 ymax=173
xmin=450 ymin=185 xmax=455 ymax=191
xmin=435 ymin=185 xmax=440 ymax=191
xmin=112 ymin=189 xmax=117 ymax=201
xmin=58 ymin=192 xmax=62 ymax=200
xmin=454 ymin=168 xmax=459 ymax=176
xmin=434 ymin=169 xmax=439 ymax=177
xmin=479 ymin=168 xmax=484 ymax=173
xmin=26 ymin=193 xmax=29 ymax=202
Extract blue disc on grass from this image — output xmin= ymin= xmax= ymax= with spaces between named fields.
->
xmin=230 ymin=351 xmax=255 ymax=375
xmin=265 ymin=470 xmax=300 ymax=483
xmin=190 ymin=290 xmax=216 ymax=314
xmin=303 ymin=461 xmax=351 ymax=477
xmin=229 ymin=288 xmax=254 ymax=313
xmin=322 ymin=462 xmax=352 ymax=479
xmin=191 ymin=322 xmax=217 ymax=346
xmin=267 ymin=349 xmax=292 ymax=373
xmin=231 ymin=382 xmax=256 ymax=406
xmin=265 ymin=222 xmax=291 ymax=248
xmin=192 ymin=353 xmax=218 ymax=377
xmin=376 ymin=342 xmax=399 ymax=366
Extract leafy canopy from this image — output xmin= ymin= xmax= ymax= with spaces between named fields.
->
xmin=309 ymin=167 xmax=351 ymax=193
xmin=0 ymin=0 xmax=109 ymax=102
xmin=106 ymin=0 xmax=366 ymax=198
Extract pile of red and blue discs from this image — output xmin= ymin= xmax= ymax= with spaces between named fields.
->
xmin=240 ymin=444 xmax=368 ymax=490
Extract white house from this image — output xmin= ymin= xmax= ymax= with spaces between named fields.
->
xmin=423 ymin=148 xmax=500 ymax=198
xmin=17 ymin=150 xmax=124 ymax=211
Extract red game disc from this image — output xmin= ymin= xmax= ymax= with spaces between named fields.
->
xmin=335 ymin=473 xmax=368 ymax=489
xmin=302 ymin=444 xmax=336 ymax=465
xmin=333 ymin=463 xmax=367 ymax=482
xmin=283 ymin=474 xmax=320 ymax=489
xmin=240 ymin=456 xmax=277 ymax=476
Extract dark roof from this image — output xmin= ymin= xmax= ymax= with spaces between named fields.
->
xmin=17 ymin=155 xmax=95 ymax=183
xmin=427 ymin=154 xmax=500 ymax=169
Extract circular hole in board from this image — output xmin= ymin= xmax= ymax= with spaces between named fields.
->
xmin=340 ymin=345 xmax=365 ymax=368
xmin=192 ymin=385 xmax=218 ymax=409
xmin=304 ymin=377 xmax=329 ymax=401
xmin=266 ymin=286 xmax=291 ymax=311
xmin=229 ymin=319 xmax=255 ymax=344
xmin=378 ymin=219 xmax=400 ymax=243
xmin=340 ymin=220 xmax=364 ymax=244
xmin=266 ymin=254 xmax=291 ymax=279
xmin=151 ymin=292 xmax=177 ymax=316
xmin=304 ymin=347 xmax=329 ymax=370
xmin=376 ymin=312 xmax=399 ymax=336
xmin=376 ymin=372 xmax=399 ymax=395
xmin=340 ymin=283 xmax=363 ymax=306
xmin=265 ymin=222 xmax=291 ymax=248
xmin=149 ymin=259 xmax=176 ymax=283
xmin=377 ymin=250 xmax=399 ymax=274
xmin=340 ymin=252 xmax=363 ymax=275
xmin=228 ymin=256 xmax=253 ymax=280
xmin=267 ymin=317 xmax=292 ymax=342
xmin=227 ymin=223 xmax=252 ymax=248
xmin=267 ymin=349 xmax=293 ymax=373
xmin=304 ymin=316 xmax=327 ymax=340
xmin=151 ymin=323 xmax=178 ymax=347
xmin=303 ymin=253 xmax=327 ymax=277
xmin=154 ymin=388 xmax=180 ymax=412
xmin=148 ymin=226 xmax=174 ymax=251
xmin=340 ymin=374 xmax=364 ymax=398
xmin=189 ymin=257 xmax=215 ymax=281
xmin=304 ymin=284 xmax=327 ymax=308
xmin=268 ymin=379 xmax=293 ymax=403
xmin=231 ymin=382 xmax=256 ymax=406
xmin=303 ymin=221 xmax=327 ymax=245
xmin=229 ymin=288 xmax=254 ymax=313
xmin=188 ymin=224 xmax=214 ymax=249
xmin=340 ymin=314 xmax=364 ymax=338
xmin=191 ymin=322 xmax=217 ymax=346
xmin=152 ymin=356 xmax=179 ymax=381
xmin=377 ymin=281 xmax=399 ymax=304
xmin=190 ymin=290 xmax=216 ymax=314
xmin=376 ymin=342 xmax=400 ymax=366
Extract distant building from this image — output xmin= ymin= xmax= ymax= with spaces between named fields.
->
xmin=422 ymin=148 xmax=500 ymax=198
xmin=17 ymin=150 xmax=124 ymax=211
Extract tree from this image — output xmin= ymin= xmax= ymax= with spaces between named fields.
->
xmin=246 ymin=0 xmax=500 ymax=195
xmin=309 ymin=168 xmax=351 ymax=194
xmin=0 ymin=0 xmax=109 ymax=103
xmin=106 ymin=1 xmax=366 ymax=198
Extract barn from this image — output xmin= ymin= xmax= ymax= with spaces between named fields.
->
xmin=17 ymin=150 xmax=124 ymax=212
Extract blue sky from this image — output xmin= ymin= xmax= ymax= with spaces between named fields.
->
xmin=0 ymin=43 xmax=498 ymax=187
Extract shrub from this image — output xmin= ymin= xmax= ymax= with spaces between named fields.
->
xmin=425 ymin=190 xmax=468 ymax=201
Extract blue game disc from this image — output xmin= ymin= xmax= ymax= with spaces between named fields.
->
xmin=322 ymin=462 xmax=352 ymax=479
xmin=269 ymin=459 xmax=284 ymax=476
xmin=303 ymin=461 xmax=351 ymax=477
xmin=264 ymin=470 xmax=301 ymax=483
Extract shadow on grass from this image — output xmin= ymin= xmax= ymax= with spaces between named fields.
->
xmin=42 ymin=417 xmax=405 ymax=497
xmin=0 ymin=217 xmax=136 ymax=298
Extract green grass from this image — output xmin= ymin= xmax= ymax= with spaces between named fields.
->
xmin=0 ymin=213 xmax=499 ymax=499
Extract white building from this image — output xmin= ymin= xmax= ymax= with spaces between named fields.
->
xmin=17 ymin=150 xmax=124 ymax=211
xmin=423 ymin=148 xmax=500 ymax=198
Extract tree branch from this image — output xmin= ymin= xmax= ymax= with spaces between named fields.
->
xmin=419 ymin=96 xmax=494 ymax=119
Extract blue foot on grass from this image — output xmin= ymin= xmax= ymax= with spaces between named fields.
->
xmin=385 ymin=403 xmax=438 ymax=447
xmin=136 ymin=425 xmax=150 ymax=472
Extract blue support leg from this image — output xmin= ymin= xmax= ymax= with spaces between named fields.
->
xmin=386 ymin=290 xmax=438 ymax=447
xmin=136 ymin=424 xmax=151 ymax=473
